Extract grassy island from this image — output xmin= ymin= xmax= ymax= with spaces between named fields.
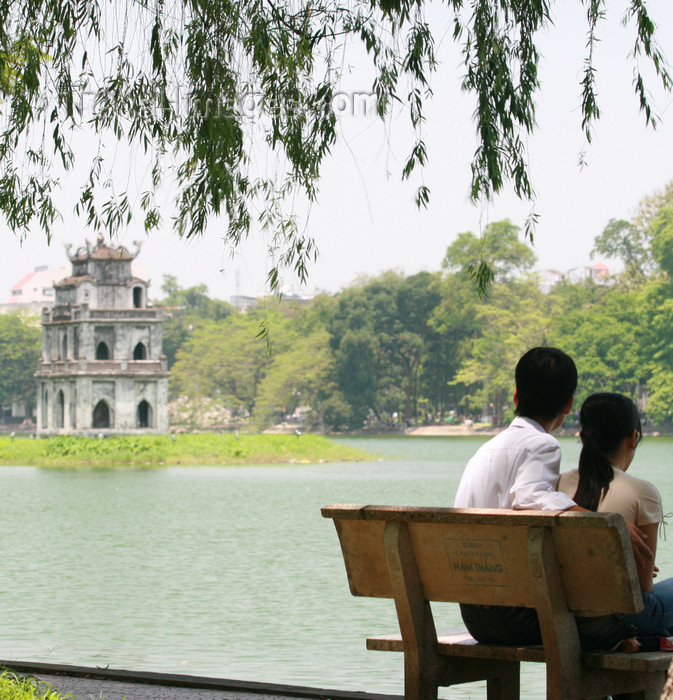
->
xmin=0 ymin=433 xmax=373 ymax=468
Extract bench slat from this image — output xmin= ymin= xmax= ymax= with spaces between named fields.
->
xmin=367 ymin=633 xmax=546 ymax=663
xmin=583 ymin=651 xmax=673 ymax=673
xmin=367 ymin=633 xmax=672 ymax=672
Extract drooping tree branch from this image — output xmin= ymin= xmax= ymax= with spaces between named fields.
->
xmin=0 ymin=0 xmax=668 ymax=295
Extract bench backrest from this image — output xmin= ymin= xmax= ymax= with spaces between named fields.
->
xmin=322 ymin=505 xmax=643 ymax=616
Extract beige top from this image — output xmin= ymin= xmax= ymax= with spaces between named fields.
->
xmin=557 ymin=466 xmax=662 ymax=527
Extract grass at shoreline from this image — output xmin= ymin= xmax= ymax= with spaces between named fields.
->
xmin=0 ymin=670 xmax=69 ymax=699
xmin=0 ymin=433 xmax=374 ymax=468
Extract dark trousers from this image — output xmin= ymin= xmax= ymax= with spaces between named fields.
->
xmin=460 ymin=604 xmax=542 ymax=645
xmin=460 ymin=603 xmax=639 ymax=652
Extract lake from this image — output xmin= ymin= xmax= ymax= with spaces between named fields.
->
xmin=2 ymin=434 xmax=673 ymax=699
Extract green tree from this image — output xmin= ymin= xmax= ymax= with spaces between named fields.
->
xmin=426 ymin=273 xmax=483 ymax=419
xmin=649 ymin=204 xmax=673 ymax=278
xmin=443 ymin=220 xmax=536 ymax=290
xmin=159 ymin=275 xmax=233 ymax=319
xmin=249 ymin=295 xmax=339 ymax=429
xmin=332 ymin=327 xmax=386 ymax=429
xmin=591 ymin=218 xmax=654 ymax=283
xmin=169 ymin=295 xmax=341 ymax=429
xmin=252 ymin=329 xmax=336 ymax=430
xmin=547 ymin=283 xmax=648 ymax=405
xmin=452 ymin=279 xmax=550 ymax=426
xmin=583 ymin=182 xmax=673 ymax=423
xmin=637 ymin=279 xmax=673 ymax=424
xmin=429 ymin=220 xmax=539 ymax=422
xmin=328 ymin=270 xmax=442 ymax=428
xmin=329 ymin=273 xmax=399 ymax=428
xmin=644 ymin=366 xmax=673 ymax=424
xmin=0 ymin=313 xmax=42 ymax=420
xmin=0 ymin=2 xmax=668 ymax=294
xmin=394 ymin=272 xmax=442 ymax=422
xmin=155 ymin=275 xmax=234 ymax=368
xmin=592 ymin=180 xmax=673 ymax=285
xmin=170 ymin=312 xmax=279 ymax=418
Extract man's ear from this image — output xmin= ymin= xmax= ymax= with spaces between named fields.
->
xmin=563 ymin=396 xmax=574 ymax=416
xmin=513 ymin=389 xmax=519 ymax=408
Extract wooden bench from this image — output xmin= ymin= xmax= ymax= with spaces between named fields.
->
xmin=321 ymin=504 xmax=673 ymax=700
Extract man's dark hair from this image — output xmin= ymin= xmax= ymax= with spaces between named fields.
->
xmin=514 ymin=347 xmax=577 ymax=421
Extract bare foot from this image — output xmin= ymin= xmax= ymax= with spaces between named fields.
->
xmin=620 ymin=638 xmax=640 ymax=653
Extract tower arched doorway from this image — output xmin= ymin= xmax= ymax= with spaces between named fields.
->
xmin=133 ymin=342 xmax=147 ymax=360
xmin=137 ymin=400 xmax=153 ymax=429
xmin=55 ymin=390 xmax=65 ymax=429
xmin=96 ymin=342 xmax=110 ymax=360
xmin=93 ymin=400 xmax=111 ymax=429
xmin=41 ymin=387 xmax=48 ymax=430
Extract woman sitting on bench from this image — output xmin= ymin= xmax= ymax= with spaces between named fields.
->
xmin=557 ymin=392 xmax=673 ymax=651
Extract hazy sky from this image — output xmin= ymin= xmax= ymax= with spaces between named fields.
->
xmin=2 ymin=1 xmax=673 ymax=302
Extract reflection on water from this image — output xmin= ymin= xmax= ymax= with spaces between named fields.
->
xmin=1 ymin=435 xmax=672 ymax=699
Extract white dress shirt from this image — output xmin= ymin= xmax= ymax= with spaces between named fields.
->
xmin=454 ymin=416 xmax=576 ymax=511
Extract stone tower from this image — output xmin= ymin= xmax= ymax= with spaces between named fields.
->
xmin=36 ymin=236 xmax=169 ymax=434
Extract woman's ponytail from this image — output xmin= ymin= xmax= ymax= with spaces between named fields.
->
xmin=573 ymin=393 xmax=641 ymax=511
xmin=575 ymin=427 xmax=615 ymax=511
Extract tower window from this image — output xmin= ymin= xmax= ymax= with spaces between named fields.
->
xmin=133 ymin=286 xmax=144 ymax=308
xmin=133 ymin=342 xmax=147 ymax=360
xmin=96 ymin=342 xmax=110 ymax=360
xmin=41 ymin=386 xmax=48 ymax=430
xmin=93 ymin=400 xmax=111 ymax=428
xmin=137 ymin=400 xmax=153 ymax=429
xmin=55 ymin=390 xmax=65 ymax=429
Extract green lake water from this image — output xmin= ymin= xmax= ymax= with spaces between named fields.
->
xmin=2 ymin=434 xmax=673 ymax=699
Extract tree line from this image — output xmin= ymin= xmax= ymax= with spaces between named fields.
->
xmin=162 ymin=180 xmax=673 ymax=430
xmin=4 ymin=181 xmax=673 ymax=431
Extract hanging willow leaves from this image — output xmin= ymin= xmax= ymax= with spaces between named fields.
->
xmin=0 ymin=0 xmax=669 ymax=295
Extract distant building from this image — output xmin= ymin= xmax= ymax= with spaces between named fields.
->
xmin=1 ymin=265 xmax=69 ymax=314
xmin=565 ymin=263 xmax=611 ymax=284
xmin=281 ymin=291 xmax=314 ymax=305
xmin=230 ymin=294 xmax=260 ymax=311
xmin=537 ymin=269 xmax=566 ymax=294
xmin=229 ymin=291 xmax=314 ymax=311
xmin=35 ymin=236 xmax=169 ymax=435
xmin=537 ymin=262 xmax=611 ymax=292
xmin=3 ymin=261 xmax=149 ymax=315
xmin=592 ymin=262 xmax=610 ymax=279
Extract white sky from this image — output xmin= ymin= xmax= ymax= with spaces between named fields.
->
xmin=2 ymin=1 xmax=673 ymax=302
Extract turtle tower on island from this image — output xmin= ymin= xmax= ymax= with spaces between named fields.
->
xmin=36 ymin=236 xmax=170 ymax=435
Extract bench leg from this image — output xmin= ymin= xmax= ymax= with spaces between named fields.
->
xmin=579 ymin=669 xmax=667 ymax=700
xmin=404 ymin=654 xmax=438 ymax=700
xmin=437 ymin=657 xmax=520 ymax=700
xmin=384 ymin=522 xmax=440 ymax=700
xmin=486 ymin=661 xmax=520 ymax=700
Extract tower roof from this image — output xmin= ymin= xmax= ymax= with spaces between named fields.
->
xmin=66 ymin=235 xmax=141 ymax=263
